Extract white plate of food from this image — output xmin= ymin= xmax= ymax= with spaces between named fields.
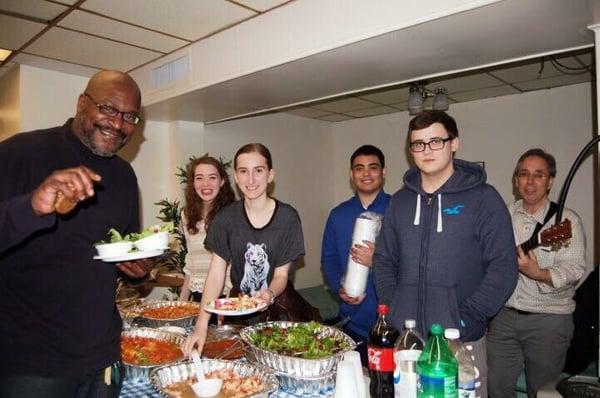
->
xmin=93 ymin=249 xmax=165 ymax=262
xmin=204 ymin=296 xmax=269 ymax=316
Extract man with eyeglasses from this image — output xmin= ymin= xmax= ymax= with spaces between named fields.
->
xmin=487 ymin=148 xmax=586 ymax=398
xmin=0 ymin=70 xmax=153 ymax=397
xmin=373 ymin=110 xmax=518 ymax=398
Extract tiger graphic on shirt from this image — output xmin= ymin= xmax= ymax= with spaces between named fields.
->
xmin=240 ymin=242 xmax=270 ymax=295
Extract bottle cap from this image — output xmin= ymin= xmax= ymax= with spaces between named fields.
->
xmin=429 ymin=323 xmax=443 ymax=335
xmin=405 ymin=319 xmax=416 ymax=329
xmin=444 ymin=328 xmax=460 ymax=339
xmin=377 ymin=304 xmax=389 ymax=315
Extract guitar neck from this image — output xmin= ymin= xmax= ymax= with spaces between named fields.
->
xmin=519 ymin=234 xmax=539 ymax=254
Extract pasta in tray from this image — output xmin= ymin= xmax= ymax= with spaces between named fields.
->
xmin=162 ymin=369 xmax=264 ymax=398
xmin=140 ymin=303 xmax=199 ymax=319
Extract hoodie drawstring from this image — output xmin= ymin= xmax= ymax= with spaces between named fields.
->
xmin=437 ymin=193 xmax=443 ymax=233
xmin=413 ymin=193 xmax=443 ymax=232
xmin=413 ymin=194 xmax=421 ymax=226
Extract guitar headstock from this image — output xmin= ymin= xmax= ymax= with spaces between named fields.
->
xmin=540 ymin=219 xmax=572 ymax=249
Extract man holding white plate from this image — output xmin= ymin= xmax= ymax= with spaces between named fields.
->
xmin=0 ymin=70 xmax=153 ymax=398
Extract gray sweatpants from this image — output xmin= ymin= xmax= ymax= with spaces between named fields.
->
xmin=486 ymin=307 xmax=573 ymax=398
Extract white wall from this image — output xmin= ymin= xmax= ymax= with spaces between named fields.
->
xmin=202 ymin=113 xmax=332 ymax=289
xmin=19 ymin=65 xmax=88 ymax=132
xmin=331 ymin=82 xmax=595 ymax=272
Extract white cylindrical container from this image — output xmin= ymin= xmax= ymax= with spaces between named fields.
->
xmin=343 ymin=212 xmax=383 ymax=297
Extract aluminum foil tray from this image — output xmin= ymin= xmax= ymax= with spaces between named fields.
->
xmin=121 ymin=327 xmax=186 ymax=382
xmin=275 ymin=370 xmax=335 ymax=396
xmin=239 ymin=321 xmax=356 ymax=378
xmin=149 ymin=359 xmax=279 ymax=397
xmin=134 ymin=300 xmax=199 ymax=329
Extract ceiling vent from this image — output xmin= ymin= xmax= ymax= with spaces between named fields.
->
xmin=151 ymin=55 xmax=189 ymax=89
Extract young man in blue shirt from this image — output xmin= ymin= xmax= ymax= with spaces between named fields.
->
xmin=321 ymin=145 xmax=391 ymax=365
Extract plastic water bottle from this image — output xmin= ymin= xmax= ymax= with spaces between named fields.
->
xmin=444 ymin=328 xmax=478 ymax=398
xmin=394 ymin=319 xmax=425 ymax=398
xmin=416 ymin=324 xmax=458 ymax=398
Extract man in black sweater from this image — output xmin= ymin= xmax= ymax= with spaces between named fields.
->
xmin=0 ymin=70 xmax=153 ymax=397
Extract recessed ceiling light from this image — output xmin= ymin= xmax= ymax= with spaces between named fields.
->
xmin=0 ymin=49 xmax=12 ymax=62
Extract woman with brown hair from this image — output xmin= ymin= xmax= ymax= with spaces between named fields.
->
xmin=179 ymin=155 xmax=235 ymax=302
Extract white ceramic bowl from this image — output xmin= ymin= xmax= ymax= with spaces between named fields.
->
xmin=95 ymin=241 xmax=133 ymax=258
xmin=133 ymin=231 xmax=169 ymax=251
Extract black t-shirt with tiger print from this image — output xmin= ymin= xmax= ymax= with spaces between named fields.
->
xmin=205 ymin=200 xmax=305 ymax=295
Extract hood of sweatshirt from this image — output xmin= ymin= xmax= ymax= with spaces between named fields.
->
xmin=403 ymin=159 xmax=486 ymax=232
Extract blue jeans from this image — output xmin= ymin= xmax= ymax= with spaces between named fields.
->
xmin=0 ymin=362 xmax=123 ymax=398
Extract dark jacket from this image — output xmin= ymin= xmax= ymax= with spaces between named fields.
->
xmin=0 ymin=120 xmax=139 ymax=376
xmin=373 ymin=159 xmax=517 ymax=341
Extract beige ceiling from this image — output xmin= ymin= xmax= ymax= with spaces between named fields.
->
xmin=0 ymin=0 xmax=292 ymax=73
xmin=286 ymin=48 xmax=594 ymax=122
xmin=0 ymin=0 xmax=595 ymax=123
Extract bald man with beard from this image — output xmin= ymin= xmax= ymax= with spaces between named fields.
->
xmin=0 ymin=70 xmax=153 ymax=397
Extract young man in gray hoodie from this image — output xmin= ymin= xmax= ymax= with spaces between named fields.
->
xmin=373 ymin=110 xmax=518 ymax=397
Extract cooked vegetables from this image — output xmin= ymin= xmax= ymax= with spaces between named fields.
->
xmin=121 ymin=336 xmax=183 ymax=366
xmin=247 ymin=321 xmax=350 ymax=359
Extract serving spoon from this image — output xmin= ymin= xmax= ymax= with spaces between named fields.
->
xmin=190 ymin=351 xmax=223 ymax=398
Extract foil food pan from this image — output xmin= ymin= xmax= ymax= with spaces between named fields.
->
xmin=134 ymin=300 xmax=200 ymax=329
xmin=239 ymin=321 xmax=356 ymax=378
xmin=149 ymin=359 xmax=279 ymax=397
xmin=275 ymin=370 xmax=335 ymax=396
xmin=121 ymin=327 xmax=186 ymax=382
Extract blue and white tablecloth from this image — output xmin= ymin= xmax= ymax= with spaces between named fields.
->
xmin=120 ymin=379 xmax=333 ymax=398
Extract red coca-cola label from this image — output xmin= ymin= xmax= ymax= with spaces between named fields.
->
xmin=367 ymin=346 xmax=395 ymax=372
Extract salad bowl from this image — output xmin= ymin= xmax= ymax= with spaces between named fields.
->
xmin=240 ymin=321 xmax=356 ymax=378
xmin=95 ymin=241 xmax=133 ymax=258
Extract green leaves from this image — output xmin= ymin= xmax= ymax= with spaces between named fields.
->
xmin=249 ymin=322 xmax=349 ymax=359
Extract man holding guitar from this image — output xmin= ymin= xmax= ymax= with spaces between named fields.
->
xmin=487 ymin=148 xmax=586 ymax=398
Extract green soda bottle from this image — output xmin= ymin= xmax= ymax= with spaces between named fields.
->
xmin=416 ymin=324 xmax=458 ymax=398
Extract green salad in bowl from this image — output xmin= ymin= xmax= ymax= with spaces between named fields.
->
xmin=95 ymin=229 xmax=133 ymax=257
xmin=131 ymin=223 xmax=173 ymax=252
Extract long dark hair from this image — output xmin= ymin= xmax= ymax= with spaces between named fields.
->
xmin=184 ymin=155 xmax=235 ymax=234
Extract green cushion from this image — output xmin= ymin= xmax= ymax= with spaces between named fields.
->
xmin=297 ymin=285 xmax=340 ymax=322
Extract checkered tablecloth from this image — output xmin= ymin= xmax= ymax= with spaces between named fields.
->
xmin=119 ymin=379 xmax=332 ymax=397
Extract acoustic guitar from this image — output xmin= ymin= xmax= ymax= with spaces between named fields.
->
xmin=519 ymin=218 xmax=572 ymax=254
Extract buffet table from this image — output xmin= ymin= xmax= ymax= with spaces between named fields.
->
xmin=120 ymin=378 xmax=333 ymax=397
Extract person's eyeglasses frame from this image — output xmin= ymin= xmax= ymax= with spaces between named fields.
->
xmin=409 ymin=137 xmax=453 ymax=153
xmin=516 ymin=170 xmax=549 ymax=181
xmin=83 ymin=92 xmax=141 ymax=125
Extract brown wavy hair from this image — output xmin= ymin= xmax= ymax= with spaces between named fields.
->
xmin=184 ymin=155 xmax=235 ymax=234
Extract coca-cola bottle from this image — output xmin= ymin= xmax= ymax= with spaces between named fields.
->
xmin=368 ymin=304 xmax=400 ymax=398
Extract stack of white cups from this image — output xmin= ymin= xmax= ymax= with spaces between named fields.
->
xmin=336 ymin=351 xmax=367 ymax=398
xmin=343 ymin=213 xmax=382 ymax=297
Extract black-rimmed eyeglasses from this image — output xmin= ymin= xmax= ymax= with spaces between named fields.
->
xmin=409 ymin=137 xmax=453 ymax=153
xmin=84 ymin=93 xmax=141 ymax=125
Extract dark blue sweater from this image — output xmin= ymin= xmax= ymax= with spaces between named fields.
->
xmin=373 ymin=159 xmax=518 ymax=341
xmin=0 ymin=120 xmax=139 ymax=377
xmin=321 ymin=190 xmax=391 ymax=337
